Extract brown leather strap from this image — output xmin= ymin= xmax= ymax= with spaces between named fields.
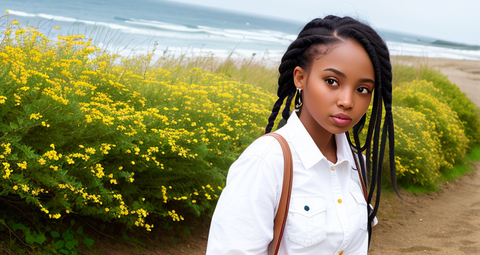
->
xmin=263 ymin=133 xmax=293 ymax=255
xmin=351 ymin=150 xmax=368 ymax=203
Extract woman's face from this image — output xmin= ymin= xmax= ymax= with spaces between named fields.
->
xmin=294 ymin=40 xmax=375 ymax=137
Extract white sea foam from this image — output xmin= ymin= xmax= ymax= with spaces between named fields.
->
xmin=36 ymin=13 xmax=77 ymax=23
xmin=387 ymin=42 xmax=480 ymax=60
xmin=127 ymin=19 xmax=295 ymax=45
xmin=8 ymin=10 xmax=36 ymax=17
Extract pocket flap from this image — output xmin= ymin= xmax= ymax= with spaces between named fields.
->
xmin=289 ymin=196 xmax=326 ymax=216
xmin=349 ymin=188 xmax=367 ymax=205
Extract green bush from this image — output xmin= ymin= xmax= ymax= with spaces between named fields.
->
xmin=0 ymin=24 xmax=275 ymax=236
xmin=392 ymin=64 xmax=480 ymax=148
xmin=418 ymin=68 xmax=480 ymax=147
xmin=392 ymin=107 xmax=442 ymax=187
xmin=394 ymin=80 xmax=468 ymax=169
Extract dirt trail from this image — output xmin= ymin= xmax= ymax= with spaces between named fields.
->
xmin=369 ymin=163 xmax=480 ymax=254
xmin=369 ymin=57 xmax=480 ymax=254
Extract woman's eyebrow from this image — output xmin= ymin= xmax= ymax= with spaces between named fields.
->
xmin=359 ymin=78 xmax=375 ymax=84
xmin=324 ymin=68 xmax=346 ymax=77
xmin=324 ymin=68 xmax=375 ymax=84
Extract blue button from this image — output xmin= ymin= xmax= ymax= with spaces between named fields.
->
xmin=304 ymin=205 xmax=310 ymax=211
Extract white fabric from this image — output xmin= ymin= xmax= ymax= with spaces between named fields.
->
xmin=207 ymin=112 xmax=371 ymax=255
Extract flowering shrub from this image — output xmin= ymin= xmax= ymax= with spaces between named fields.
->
xmin=393 ymin=64 xmax=480 ymax=147
xmin=392 ymin=107 xmax=443 ymax=187
xmin=394 ymin=80 xmax=468 ymax=170
xmin=418 ymin=68 xmax=480 ymax=147
xmin=0 ymin=23 xmax=275 ymax=233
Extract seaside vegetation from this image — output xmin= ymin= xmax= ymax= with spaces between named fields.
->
xmin=0 ymin=20 xmax=479 ymax=253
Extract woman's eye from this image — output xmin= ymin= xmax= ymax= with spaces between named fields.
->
xmin=325 ymin=79 xmax=338 ymax=86
xmin=357 ymin=87 xmax=370 ymax=94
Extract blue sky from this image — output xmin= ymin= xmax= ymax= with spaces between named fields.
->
xmin=174 ymin=0 xmax=480 ymax=46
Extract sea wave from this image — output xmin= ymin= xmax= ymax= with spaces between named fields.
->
xmin=9 ymin=10 xmax=296 ymax=46
xmin=123 ymin=18 xmax=296 ymax=44
xmin=387 ymin=41 xmax=480 ymax=60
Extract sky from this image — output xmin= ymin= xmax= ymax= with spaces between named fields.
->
xmin=174 ymin=0 xmax=480 ymax=46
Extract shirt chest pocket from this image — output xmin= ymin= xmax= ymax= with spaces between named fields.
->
xmin=349 ymin=187 xmax=368 ymax=230
xmin=286 ymin=196 xmax=327 ymax=246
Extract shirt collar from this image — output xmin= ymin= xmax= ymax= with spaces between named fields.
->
xmin=282 ymin=112 xmax=354 ymax=169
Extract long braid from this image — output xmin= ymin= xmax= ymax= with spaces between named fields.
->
xmin=265 ymin=15 xmax=397 ymax=244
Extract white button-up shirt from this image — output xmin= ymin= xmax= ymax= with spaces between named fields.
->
xmin=207 ymin=112 xmax=369 ymax=255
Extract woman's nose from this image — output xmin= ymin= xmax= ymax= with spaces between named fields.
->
xmin=337 ymin=89 xmax=353 ymax=109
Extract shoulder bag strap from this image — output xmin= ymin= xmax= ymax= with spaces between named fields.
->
xmin=263 ymin=133 xmax=293 ymax=255
xmin=351 ymin=149 xmax=368 ymax=202
xmin=351 ymin=149 xmax=373 ymax=243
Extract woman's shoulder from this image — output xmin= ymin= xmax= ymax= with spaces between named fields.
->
xmin=239 ymin=133 xmax=286 ymax=160
xmin=228 ymin=133 xmax=288 ymax=183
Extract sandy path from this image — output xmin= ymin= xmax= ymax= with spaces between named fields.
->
xmin=369 ymin=163 xmax=480 ymax=254
xmin=369 ymin=56 xmax=480 ymax=254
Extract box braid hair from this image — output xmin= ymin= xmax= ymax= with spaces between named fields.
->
xmin=264 ymin=15 xmax=397 ymax=243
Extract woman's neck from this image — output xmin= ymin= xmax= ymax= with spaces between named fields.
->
xmin=297 ymin=112 xmax=338 ymax=163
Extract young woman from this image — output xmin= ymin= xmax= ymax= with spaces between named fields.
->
xmin=207 ymin=15 xmax=396 ymax=254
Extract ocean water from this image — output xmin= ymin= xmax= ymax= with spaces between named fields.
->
xmin=2 ymin=0 xmax=480 ymax=61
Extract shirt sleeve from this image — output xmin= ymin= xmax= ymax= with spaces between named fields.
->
xmin=206 ymin=152 xmax=280 ymax=255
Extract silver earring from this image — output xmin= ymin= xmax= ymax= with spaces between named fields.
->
xmin=295 ymin=88 xmax=303 ymax=109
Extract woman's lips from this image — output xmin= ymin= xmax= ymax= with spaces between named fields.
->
xmin=331 ymin=113 xmax=352 ymax=126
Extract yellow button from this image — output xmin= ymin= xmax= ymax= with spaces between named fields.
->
xmin=330 ymin=166 xmax=335 ymax=171
xmin=338 ymin=199 xmax=342 ymax=204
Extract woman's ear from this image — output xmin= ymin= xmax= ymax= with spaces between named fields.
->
xmin=293 ymin=66 xmax=306 ymax=90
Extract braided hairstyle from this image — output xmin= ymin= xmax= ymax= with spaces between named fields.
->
xmin=265 ymin=15 xmax=397 ymax=243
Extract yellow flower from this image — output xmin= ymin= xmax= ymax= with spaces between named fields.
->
xmin=54 ymin=25 xmax=61 ymax=30
xmin=85 ymin=147 xmax=96 ymax=154
xmin=30 ymin=113 xmax=43 ymax=120
xmin=16 ymin=161 xmax=27 ymax=170
xmin=13 ymin=185 xmax=18 ymax=190
xmin=38 ymin=158 xmax=46 ymax=165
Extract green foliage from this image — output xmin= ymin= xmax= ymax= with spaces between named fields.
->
xmin=0 ymin=22 xmax=276 ymax=242
xmin=152 ymin=51 xmax=279 ymax=95
xmin=418 ymin=68 xmax=480 ymax=147
xmin=391 ymin=107 xmax=442 ymax=187
xmin=392 ymin=64 xmax=480 ymax=147
xmin=394 ymin=80 xmax=468 ymax=169
xmin=467 ymin=146 xmax=480 ymax=161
